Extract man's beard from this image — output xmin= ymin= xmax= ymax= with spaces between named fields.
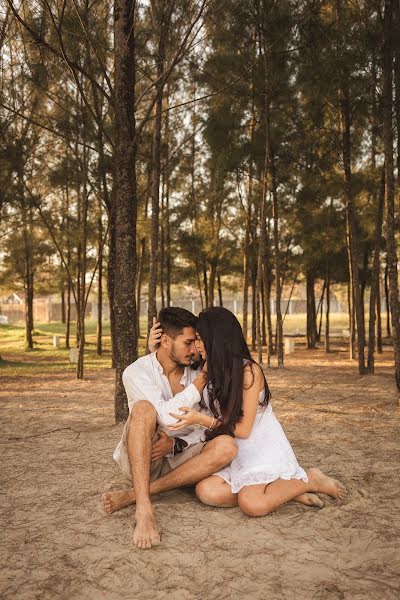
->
xmin=169 ymin=345 xmax=194 ymax=368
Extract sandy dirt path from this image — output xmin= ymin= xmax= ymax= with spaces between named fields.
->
xmin=1 ymin=347 xmax=400 ymax=599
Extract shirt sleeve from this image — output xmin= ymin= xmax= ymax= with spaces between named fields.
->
xmin=122 ymin=367 xmax=201 ymax=427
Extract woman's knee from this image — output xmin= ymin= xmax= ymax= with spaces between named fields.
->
xmin=195 ymin=478 xmax=223 ymax=506
xmin=238 ymin=491 xmax=270 ymax=517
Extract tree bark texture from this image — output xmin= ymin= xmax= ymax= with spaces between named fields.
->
xmin=113 ymin=0 xmax=138 ymax=421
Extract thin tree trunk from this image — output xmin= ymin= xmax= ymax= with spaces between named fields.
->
xmin=306 ymin=270 xmax=317 ymax=349
xmin=262 ymin=268 xmax=273 ymax=364
xmin=316 ymin=280 xmax=326 ymax=342
xmin=382 ymin=0 xmax=400 ymax=393
xmin=209 ymin=262 xmax=217 ymax=307
xmin=270 ymin=147 xmax=283 ymax=366
xmin=203 ymin=266 xmax=209 ymax=308
xmin=339 ymin=79 xmax=366 ymax=372
xmin=136 ymin=237 xmax=146 ymax=338
xmin=61 ymin=288 xmax=66 ymax=324
xmin=325 ymin=265 xmax=331 ymax=353
xmin=261 ymin=278 xmax=266 ymax=346
xmin=165 ymin=88 xmax=172 ymax=307
xmin=376 ymin=273 xmax=383 ymax=353
xmin=367 ymin=167 xmax=385 ymax=373
xmin=196 ymin=264 xmax=204 ymax=310
xmin=113 ymin=0 xmax=138 ymax=421
xmin=384 ymin=262 xmax=391 ymax=337
xmin=97 ymin=195 xmax=103 ymax=356
xmin=66 ymin=278 xmax=71 ymax=350
xmin=160 ymin=191 xmax=165 ymax=309
xmin=19 ymin=146 xmax=34 ymax=349
xmin=217 ymin=273 xmax=223 ymax=307
xmin=147 ymin=3 xmax=171 ymax=335
xmin=251 ymin=265 xmax=257 ymax=351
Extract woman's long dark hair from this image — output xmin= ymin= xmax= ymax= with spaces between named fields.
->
xmin=197 ymin=307 xmax=271 ymax=439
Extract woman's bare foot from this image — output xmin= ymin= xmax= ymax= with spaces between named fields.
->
xmin=307 ymin=467 xmax=348 ymax=500
xmin=293 ymin=492 xmax=324 ymax=508
xmin=133 ymin=508 xmax=161 ymax=549
xmin=102 ymin=488 xmax=135 ymax=514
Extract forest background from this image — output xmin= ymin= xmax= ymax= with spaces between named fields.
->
xmin=1 ymin=0 xmax=400 ymax=422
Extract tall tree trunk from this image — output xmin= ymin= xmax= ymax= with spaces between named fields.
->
xmin=160 ymin=191 xmax=166 ymax=309
xmin=65 ymin=184 xmax=71 ymax=350
xmin=196 ymin=263 xmax=204 ymax=310
xmin=325 ymin=265 xmax=331 ymax=353
xmin=61 ymin=288 xmax=66 ymax=324
xmin=76 ymin=136 xmax=89 ymax=380
xmin=242 ymin=88 xmax=255 ymax=343
xmin=209 ymin=262 xmax=217 ymax=307
xmin=251 ymin=265 xmax=257 ymax=351
xmin=306 ymin=270 xmax=317 ymax=349
xmin=262 ymin=268 xmax=274 ymax=364
xmin=203 ymin=266 xmax=209 ymax=308
xmin=339 ymin=79 xmax=366 ymax=372
xmin=255 ymin=124 xmax=268 ymax=367
xmin=261 ymin=278 xmax=266 ymax=346
xmin=316 ymin=280 xmax=326 ymax=343
xmin=66 ymin=278 xmax=71 ymax=350
xmin=136 ymin=237 xmax=146 ymax=338
xmin=242 ymin=185 xmax=252 ymax=342
xmin=18 ymin=145 xmax=34 ymax=349
xmin=217 ymin=273 xmax=223 ymax=307
xmin=367 ymin=167 xmax=385 ymax=373
xmin=113 ymin=0 xmax=138 ymax=422
xmin=382 ymin=0 xmax=400 ymax=393
xmin=164 ymin=88 xmax=172 ymax=307
xmin=393 ymin=0 xmax=400 ymax=186
xmin=270 ymin=146 xmax=283 ymax=365
xmin=384 ymin=262 xmax=391 ymax=337
xmin=107 ymin=207 xmax=117 ymax=367
xmin=377 ymin=273 xmax=383 ymax=354
xmin=147 ymin=3 xmax=171 ymax=335
xmin=97 ymin=195 xmax=103 ymax=356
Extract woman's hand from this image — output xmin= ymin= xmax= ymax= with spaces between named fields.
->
xmin=167 ymin=407 xmax=206 ymax=430
xmin=148 ymin=317 xmax=162 ymax=352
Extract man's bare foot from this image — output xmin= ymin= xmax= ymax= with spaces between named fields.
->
xmin=293 ymin=492 xmax=324 ymax=508
xmin=102 ymin=488 xmax=135 ymax=514
xmin=307 ymin=467 xmax=348 ymax=500
xmin=133 ymin=508 xmax=161 ymax=549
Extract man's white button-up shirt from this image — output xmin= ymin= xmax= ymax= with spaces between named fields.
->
xmin=120 ymin=351 xmax=207 ymax=447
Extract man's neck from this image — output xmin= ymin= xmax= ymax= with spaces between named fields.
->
xmin=155 ymin=348 xmax=184 ymax=378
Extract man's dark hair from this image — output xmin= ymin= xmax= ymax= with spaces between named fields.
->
xmin=158 ymin=307 xmax=197 ymax=338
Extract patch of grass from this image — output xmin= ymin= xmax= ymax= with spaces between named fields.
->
xmin=0 ymin=318 xmax=150 ymax=376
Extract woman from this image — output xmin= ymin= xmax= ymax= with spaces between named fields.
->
xmin=162 ymin=306 xmax=347 ymax=517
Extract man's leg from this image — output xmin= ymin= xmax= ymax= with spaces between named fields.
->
xmin=127 ymin=400 xmax=160 ymax=549
xmin=104 ymin=435 xmax=237 ymax=512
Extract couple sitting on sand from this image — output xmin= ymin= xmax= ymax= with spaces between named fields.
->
xmin=103 ymin=306 xmax=347 ymax=549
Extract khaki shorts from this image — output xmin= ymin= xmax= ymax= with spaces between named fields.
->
xmin=114 ymin=412 xmax=206 ymax=481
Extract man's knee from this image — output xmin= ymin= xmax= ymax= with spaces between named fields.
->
xmin=131 ymin=400 xmax=156 ymax=422
xmin=210 ymin=435 xmax=237 ymax=465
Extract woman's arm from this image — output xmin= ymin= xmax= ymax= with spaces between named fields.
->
xmin=233 ymin=364 xmax=264 ymax=439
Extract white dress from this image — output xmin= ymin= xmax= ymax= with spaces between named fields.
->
xmin=214 ymin=388 xmax=308 ymax=494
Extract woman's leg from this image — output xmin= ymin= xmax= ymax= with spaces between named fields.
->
xmin=238 ymin=467 xmax=347 ymax=517
xmin=195 ymin=475 xmax=238 ymax=508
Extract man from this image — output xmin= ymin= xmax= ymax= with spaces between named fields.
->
xmin=103 ymin=307 xmax=237 ymax=549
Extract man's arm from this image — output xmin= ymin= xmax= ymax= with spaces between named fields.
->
xmin=123 ymin=368 xmax=207 ymax=427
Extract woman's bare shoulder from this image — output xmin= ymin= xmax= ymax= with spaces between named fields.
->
xmin=243 ymin=361 xmax=264 ymax=390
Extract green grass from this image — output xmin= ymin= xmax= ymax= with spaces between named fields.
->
xmin=0 ymin=312 xmax=389 ymax=377
xmin=0 ymin=317 xmax=149 ymax=376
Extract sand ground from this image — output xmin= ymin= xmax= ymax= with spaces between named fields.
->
xmin=1 ymin=346 xmax=400 ymax=600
